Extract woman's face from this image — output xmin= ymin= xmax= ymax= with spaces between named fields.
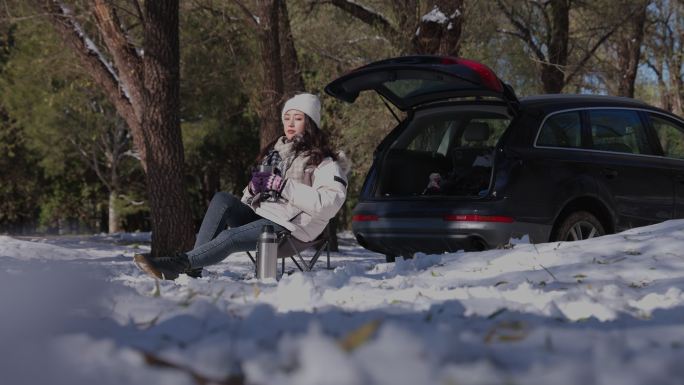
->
xmin=283 ymin=109 xmax=306 ymax=140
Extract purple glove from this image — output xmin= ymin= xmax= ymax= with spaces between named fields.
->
xmin=249 ymin=171 xmax=286 ymax=195
xmin=249 ymin=171 xmax=272 ymax=194
xmin=266 ymin=174 xmax=285 ymax=193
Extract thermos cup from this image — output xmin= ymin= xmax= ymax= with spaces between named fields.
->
xmin=257 ymin=225 xmax=278 ymax=279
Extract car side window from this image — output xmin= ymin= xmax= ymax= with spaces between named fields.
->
xmin=537 ymin=111 xmax=582 ymax=148
xmin=589 ymin=109 xmax=651 ymax=154
xmin=649 ymin=114 xmax=684 ymax=159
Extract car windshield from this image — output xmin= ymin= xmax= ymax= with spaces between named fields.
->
xmin=376 ymin=106 xmax=511 ymax=198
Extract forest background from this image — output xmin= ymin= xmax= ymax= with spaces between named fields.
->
xmin=0 ymin=0 xmax=682 ymax=256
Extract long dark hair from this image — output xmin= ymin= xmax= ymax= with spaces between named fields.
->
xmin=256 ymin=116 xmax=337 ymax=167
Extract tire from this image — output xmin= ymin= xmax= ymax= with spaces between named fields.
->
xmin=553 ymin=211 xmax=605 ymax=242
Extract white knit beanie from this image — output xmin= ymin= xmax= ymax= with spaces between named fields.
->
xmin=282 ymin=93 xmax=321 ymax=128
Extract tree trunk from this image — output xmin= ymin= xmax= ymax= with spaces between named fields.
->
xmin=616 ymin=1 xmax=648 ymax=97
xmin=256 ymin=0 xmax=284 ymax=150
xmin=541 ymin=65 xmax=565 ymax=93
xmin=671 ymin=75 xmax=684 ymax=116
xmin=399 ymin=0 xmax=420 ymax=53
xmin=108 ymin=191 xmax=121 ymax=233
xmin=667 ymin=55 xmax=684 ymax=115
xmin=542 ymin=0 xmax=570 ymax=93
xmin=202 ymin=165 xmax=221 ymax=207
xmin=143 ymin=0 xmax=195 ymax=257
xmin=279 ymin=0 xmax=305 ymax=97
xmin=41 ymin=1 xmax=194 ymax=255
xmin=412 ymin=0 xmax=465 ymax=55
xmin=653 ymin=59 xmax=672 ymax=111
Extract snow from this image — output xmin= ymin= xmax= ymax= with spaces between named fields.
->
xmin=422 ymin=6 xmax=449 ymax=24
xmin=3 ymin=221 xmax=684 ymax=384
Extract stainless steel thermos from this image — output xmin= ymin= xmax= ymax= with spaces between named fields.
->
xmin=257 ymin=225 xmax=278 ymax=279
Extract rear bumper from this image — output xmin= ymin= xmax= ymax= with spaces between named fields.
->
xmin=352 ymin=218 xmax=550 ymax=256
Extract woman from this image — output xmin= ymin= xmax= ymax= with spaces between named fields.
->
xmin=135 ymin=93 xmax=349 ymax=280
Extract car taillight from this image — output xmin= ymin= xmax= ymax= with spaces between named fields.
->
xmin=443 ymin=214 xmax=514 ymax=223
xmin=352 ymin=214 xmax=379 ymax=222
xmin=440 ymin=57 xmax=503 ymax=93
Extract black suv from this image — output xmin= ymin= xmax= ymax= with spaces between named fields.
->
xmin=325 ymin=56 xmax=684 ymax=262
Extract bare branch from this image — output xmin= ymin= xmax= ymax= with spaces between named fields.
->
xmin=497 ymin=28 xmax=527 ymax=41
xmin=231 ymin=0 xmax=260 ymax=28
xmin=118 ymin=194 xmax=145 ymax=206
xmin=92 ymin=145 xmax=112 ymax=192
xmin=67 ymin=136 xmax=112 ymax=191
xmin=43 ymin=1 xmax=136 ymax=131
xmin=0 ymin=12 xmax=50 ymax=22
xmin=645 ymin=59 xmax=663 ymax=79
xmin=496 ymin=0 xmax=546 ymax=61
xmin=529 ymin=0 xmax=551 ymax=45
xmin=318 ymin=0 xmax=399 ymax=43
xmin=123 ymin=149 xmax=141 ymax=161
xmin=565 ymin=8 xmax=638 ymax=84
xmin=129 ymin=0 xmax=144 ymax=25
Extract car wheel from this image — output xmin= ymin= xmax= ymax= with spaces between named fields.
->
xmin=553 ymin=211 xmax=605 ymax=242
xmin=385 ymin=254 xmax=396 ymax=263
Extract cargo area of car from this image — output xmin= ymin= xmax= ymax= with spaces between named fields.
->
xmin=372 ymin=104 xmax=512 ymax=199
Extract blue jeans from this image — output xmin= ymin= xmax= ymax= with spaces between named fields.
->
xmin=187 ymin=192 xmax=285 ymax=268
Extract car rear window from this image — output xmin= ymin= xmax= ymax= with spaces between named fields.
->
xmin=537 ymin=111 xmax=582 ymax=148
xmin=588 ymin=110 xmax=651 ymax=154
xmin=380 ymin=109 xmax=511 ymax=197
xmin=402 ymin=113 xmax=509 ymax=155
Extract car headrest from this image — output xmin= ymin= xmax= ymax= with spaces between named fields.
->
xmin=463 ymin=122 xmax=491 ymax=142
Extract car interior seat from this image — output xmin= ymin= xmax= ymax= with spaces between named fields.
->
xmin=450 ymin=121 xmax=492 ymax=168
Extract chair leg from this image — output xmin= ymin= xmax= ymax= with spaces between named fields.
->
xmin=283 ymin=236 xmax=305 ymax=272
xmin=287 ymin=236 xmax=311 ymax=272
xmin=247 ymin=251 xmax=256 ymax=275
xmin=326 ymin=239 xmax=331 ymax=269
xmin=309 ymin=241 xmax=330 ymax=270
xmin=290 ymin=255 xmax=304 ymax=271
xmin=281 ymin=256 xmax=285 ymax=276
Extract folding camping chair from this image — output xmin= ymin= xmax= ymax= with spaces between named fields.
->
xmin=246 ymin=225 xmax=332 ymax=275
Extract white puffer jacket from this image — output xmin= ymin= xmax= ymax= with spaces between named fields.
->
xmin=241 ymin=153 xmax=350 ymax=242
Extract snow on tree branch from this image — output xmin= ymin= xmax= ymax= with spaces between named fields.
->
xmin=231 ymin=0 xmax=261 ymax=27
xmin=50 ymin=1 xmax=131 ymax=102
xmin=421 ymin=6 xmax=448 ymax=24
xmin=54 ymin=2 xmax=121 ymax=87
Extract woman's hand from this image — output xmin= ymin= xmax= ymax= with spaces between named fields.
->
xmin=249 ymin=171 xmax=286 ymax=195
xmin=266 ymin=174 xmax=285 ymax=193
xmin=248 ymin=171 xmax=271 ymax=194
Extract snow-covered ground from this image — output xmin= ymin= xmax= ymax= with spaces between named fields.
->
xmin=3 ymin=221 xmax=684 ymax=385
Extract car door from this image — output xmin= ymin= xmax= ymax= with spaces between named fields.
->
xmin=587 ymin=108 xmax=673 ymax=230
xmin=646 ymin=112 xmax=684 ymax=218
xmin=525 ymin=110 xmax=599 ymax=224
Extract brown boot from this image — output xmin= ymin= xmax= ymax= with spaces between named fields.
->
xmin=134 ymin=252 xmax=191 ymax=280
